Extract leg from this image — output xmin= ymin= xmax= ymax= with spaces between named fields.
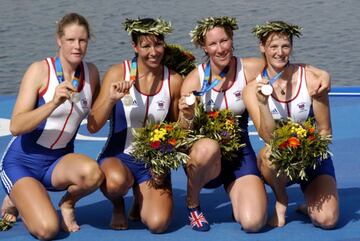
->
xmin=228 ymin=175 xmax=267 ymax=232
xmin=135 ymin=181 xmax=173 ymax=233
xmin=304 ymin=175 xmax=339 ymax=229
xmin=10 ymin=177 xmax=59 ymax=240
xmin=257 ymin=146 xmax=288 ymax=227
xmin=128 ymin=187 xmax=141 ymax=221
xmin=186 ymin=138 xmax=221 ymax=231
xmin=100 ymin=157 xmax=134 ymax=229
xmin=186 ymin=138 xmax=221 ymax=208
xmin=51 ymin=153 xmax=104 ymax=232
xmin=1 ymin=194 xmax=18 ymax=222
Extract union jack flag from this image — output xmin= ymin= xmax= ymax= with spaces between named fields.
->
xmin=189 ymin=210 xmax=208 ymax=228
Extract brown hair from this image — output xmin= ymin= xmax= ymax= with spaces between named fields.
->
xmin=56 ymin=13 xmax=91 ymax=39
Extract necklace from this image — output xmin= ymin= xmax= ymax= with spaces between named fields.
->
xmin=278 ymin=84 xmax=286 ymax=95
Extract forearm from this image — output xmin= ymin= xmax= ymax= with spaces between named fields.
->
xmin=258 ymin=103 xmax=276 ymax=143
xmin=87 ymin=98 xmax=115 ymax=133
xmin=10 ymin=101 xmax=58 ymax=136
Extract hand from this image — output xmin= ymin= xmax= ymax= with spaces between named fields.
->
xmin=305 ymin=64 xmax=331 ymax=97
xmin=52 ymin=81 xmax=76 ymax=106
xmin=255 ymin=77 xmax=270 ymax=105
xmin=309 ymin=74 xmax=331 ymax=97
xmin=109 ymin=80 xmax=134 ymax=103
xmin=179 ymin=93 xmax=195 ymax=120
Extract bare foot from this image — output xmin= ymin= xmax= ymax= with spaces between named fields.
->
xmin=267 ymin=201 xmax=287 ymax=227
xmin=59 ymin=193 xmax=80 ymax=232
xmin=295 ymin=203 xmax=308 ymax=216
xmin=128 ymin=200 xmax=140 ymax=221
xmin=1 ymin=195 xmax=18 ymax=223
xmin=110 ymin=198 xmax=128 ymax=230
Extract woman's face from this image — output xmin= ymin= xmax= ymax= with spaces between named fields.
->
xmin=260 ymin=33 xmax=292 ymax=70
xmin=133 ymin=35 xmax=165 ymax=69
xmin=57 ymin=24 xmax=89 ymax=65
xmin=203 ymin=26 xmax=233 ymax=67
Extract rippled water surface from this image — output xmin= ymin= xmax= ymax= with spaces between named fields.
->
xmin=0 ymin=0 xmax=359 ymax=94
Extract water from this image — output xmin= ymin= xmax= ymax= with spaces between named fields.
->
xmin=0 ymin=0 xmax=359 ymax=95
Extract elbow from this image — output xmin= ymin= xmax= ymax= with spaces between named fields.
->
xmin=9 ymin=123 xmax=21 ymax=136
xmin=87 ymin=124 xmax=99 ymax=134
xmin=86 ymin=115 xmax=101 ymax=134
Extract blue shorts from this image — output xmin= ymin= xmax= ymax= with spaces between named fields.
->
xmin=1 ymin=149 xmax=65 ymax=195
xmin=293 ymin=156 xmax=336 ymax=192
xmin=204 ymin=143 xmax=260 ymax=190
xmin=98 ymin=153 xmax=151 ymax=185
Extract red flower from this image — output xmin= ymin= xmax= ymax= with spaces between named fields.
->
xmin=288 ymin=137 xmax=300 ymax=148
xmin=150 ymin=141 xmax=161 ymax=149
xmin=168 ymin=138 xmax=177 ymax=146
xmin=307 ymin=135 xmax=316 ymax=142
xmin=208 ymin=111 xmax=218 ymax=119
xmin=279 ymin=141 xmax=288 ymax=150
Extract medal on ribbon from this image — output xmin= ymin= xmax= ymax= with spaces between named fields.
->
xmin=55 ymin=56 xmax=81 ymax=103
xmin=259 ymin=63 xmax=289 ymax=96
xmin=185 ymin=93 xmax=196 ymax=106
xmin=122 ymin=57 xmax=136 ymax=107
xmin=192 ymin=62 xmax=229 ymax=97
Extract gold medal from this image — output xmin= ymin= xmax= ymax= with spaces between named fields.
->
xmin=122 ymin=94 xmax=133 ymax=106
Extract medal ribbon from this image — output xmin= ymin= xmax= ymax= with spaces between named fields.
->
xmin=262 ymin=62 xmax=289 ymax=86
xmin=193 ymin=62 xmax=229 ymax=96
xmin=130 ymin=57 xmax=137 ymax=82
xmin=55 ymin=56 xmax=81 ymax=91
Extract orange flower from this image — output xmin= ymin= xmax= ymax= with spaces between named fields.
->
xmin=208 ymin=111 xmax=218 ymax=119
xmin=168 ymin=138 xmax=177 ymax=146
xmin=279 ymin=141 xmax=288 ymax=150
xmin=308 ymin=127 xmax=315 ymax=134
xmin=288 ymin=137 xmax=300 ymax=148
xmin=165 ymin=124 xmax=173 ymax=131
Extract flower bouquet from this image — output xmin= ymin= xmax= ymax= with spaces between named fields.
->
xmin=190 ymin=102 xmax=245 ymax=161
xmin=131 ymin=122 xmax=194 ymax=187
xmin=269 ymin=118 xmax=332 ymax=181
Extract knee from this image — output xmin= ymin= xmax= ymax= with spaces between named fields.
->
xmin=145 ymin=215 xmax=171 ymax=234
xmin=81 ymin=162 xmax=104 ymax=189
xmin=189 ymin=139 xmax=221 ymax=169
xmin=235 ymin=212 xmax=266 ymax=233
xmin=30 ymin=220 xmax=59 ymax=240
xmin=83 ymin=162 xmax=104 ymax=187
xmin=311 ymin=211 xmax=338 ymax=229
xmin=103 ymin=172 xmax=132 ymax=196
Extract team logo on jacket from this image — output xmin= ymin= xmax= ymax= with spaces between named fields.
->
xmin=206 ymin=99 xmax=215 ymax=108
xmin=271 ymin=108 xmax=279 ymax=114
xmin=297 ymin=102 xmax=308 ymax=112
xmin=233 ymin=91 xmax=242 ymax=101
xmin=157 ymin=100 xmax=166 ymax=111
xmin=81 ymin=98 xmax=89 ymax=110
